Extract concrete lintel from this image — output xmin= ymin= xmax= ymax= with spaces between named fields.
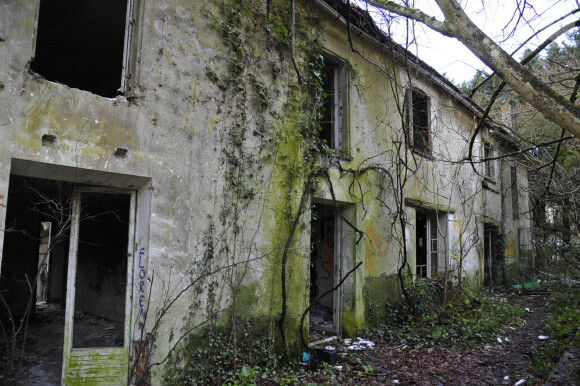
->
xmin=404 ymin=197 xmax=455 ymax=213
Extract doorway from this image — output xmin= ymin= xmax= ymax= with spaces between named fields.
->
xmin=310 ymin=204 xmax=342 ymax=333
xmin=484 ymin=224 xmax=503 ymax=286
xmin=0 ymin=176 xmax=135 ymax=384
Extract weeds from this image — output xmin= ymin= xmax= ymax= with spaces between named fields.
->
xmin=379 ymin=278 xmax=525 ymax=347
xmin=533 ymin=285 xmax=580 ymax=379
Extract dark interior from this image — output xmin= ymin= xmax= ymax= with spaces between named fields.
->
xmin=30 ymin=0 xmax=128 ymax=97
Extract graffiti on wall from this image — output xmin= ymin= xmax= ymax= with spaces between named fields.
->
xmin=137 ymin=247 xmax=147 ymax=335
xmin=477 ymin=242 xmax=484 ymax=261
xmin=504 ymin=231 xmax=515 ymax=260
xmin=322 ymin=233 xmax=335 ymax=275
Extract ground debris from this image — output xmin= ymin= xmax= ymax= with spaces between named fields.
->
xmin=289 ymin=291 xmax=560 ymax=385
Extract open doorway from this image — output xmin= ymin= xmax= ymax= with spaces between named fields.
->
xmin=484 ymin=224 xmax=503 ymax=286
xmin=0 ymin=176 xmax=134 ymax=384
xmin=310 ymin=204 xmax=342 ymax=334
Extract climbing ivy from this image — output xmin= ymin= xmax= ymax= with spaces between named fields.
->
xmin=159 ymin=0 xmax=332 ymax=382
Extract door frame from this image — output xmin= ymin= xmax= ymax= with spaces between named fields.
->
xmin=62 ymin=187 xmax=136 ymax=384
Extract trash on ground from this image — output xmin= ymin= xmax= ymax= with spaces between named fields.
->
xmin=538 ymin=335 xmax=549 ymax=340
xmin=347 ymin=338 xmax=375 ymax=350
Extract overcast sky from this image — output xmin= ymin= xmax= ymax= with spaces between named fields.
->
xmin=357 ymin=0 xmax=579 ymax=84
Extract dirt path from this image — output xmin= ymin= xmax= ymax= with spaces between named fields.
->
xmin=354 ymin=293 xmax=548 ymax=385
xmin=302 ymin=292 xmax=556 ymax=385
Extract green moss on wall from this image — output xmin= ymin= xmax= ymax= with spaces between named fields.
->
xmin=364 ymin=274 xmax=401 ymax=328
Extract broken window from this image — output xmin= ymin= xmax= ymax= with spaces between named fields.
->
xmin=30 ymin=0 xmax=134 ymax=97
xmin=310 ymin=204 xmax=342 ymax=333
xmin=320 ymin=58 xmax=349 ymax=153
xmin=415 ymin=210 xmax=447 ymax=278
xmin=483 ymin=142 xmax=497 ymax=178
xmin=405 ymin=88 xmax=431 ymax=155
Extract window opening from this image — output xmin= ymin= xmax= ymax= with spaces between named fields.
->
xmin=36 ymin=221 xmax=51 ymax=303
xmin=405 ymin=88 xmax=431 ymax=154
xmin=320 ymin=58 xmax=347 ymax=152
xmin=31 ymin=0 xmax=131 ymax=97
xmin=310 ymin=204 xmax=342 ymax=333
xmin=483 ymin=142 xmax=497 ymax=178
xmin=415 ymin=210 xmax=446 ymax=278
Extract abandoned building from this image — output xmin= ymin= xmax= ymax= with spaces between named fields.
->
xmin=0 ymin=0 xmax=532 ymax=383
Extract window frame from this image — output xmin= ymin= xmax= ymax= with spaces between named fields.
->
xmin=320 ymin=56 xmax=349 ymax=154
xmin=405 ymin=88 xmax=432 ymax=156
xmin=31 ymin=0 xmax=139 ymax=97
xmin=416 ymin=209 xmax=448 ymax=278
xmin=483 ymin=141 xmax=498 ymax=179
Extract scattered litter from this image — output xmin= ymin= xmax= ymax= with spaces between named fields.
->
xmin=497 ymin=337 xmax=503 ymax=343
xmin=347 ymin=338 xmax=375 ymax=350
xmin=334 ymin=365 xmax=342 ymax=371
xmin=538 ymin=335 xmax=549 ymax=340
xmin=393 ymin=380 xmax=400 ymax=384
xmin=343 ymin=338 xmax=352 ymax=345
xmin=505 ymin=338 xmax=510 ymax=342
xmin=324 ymin=346 xmax=335 ymax=351
xmin=302 ymin=352 xmax=311 ymax=362
xmin=525 ymin=308 xmax=532 ymax=313
xmin=504 ymin=375 xmax=510 ymax=380
xmin=514 ymin=379 xmax=525 ymax=386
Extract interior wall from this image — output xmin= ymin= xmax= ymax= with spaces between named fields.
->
xmin=48 ymin=230 xmax=67 ymax=304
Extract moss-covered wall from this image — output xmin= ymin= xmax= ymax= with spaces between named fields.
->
xmin=0 ymin=0 xmax=532 ymax=382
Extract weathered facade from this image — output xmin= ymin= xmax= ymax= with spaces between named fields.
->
xmin=0 ymin=0 xmax=531 ymax=383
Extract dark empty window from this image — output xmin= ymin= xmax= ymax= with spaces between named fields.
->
xmin=405 ymin=88 xmax=431 ymax=154
xmin=31 ymin=0 xmax=130 ymax=97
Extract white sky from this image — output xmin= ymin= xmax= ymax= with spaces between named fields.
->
xmin=357 ymin=0 xmax=579 ymax=84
